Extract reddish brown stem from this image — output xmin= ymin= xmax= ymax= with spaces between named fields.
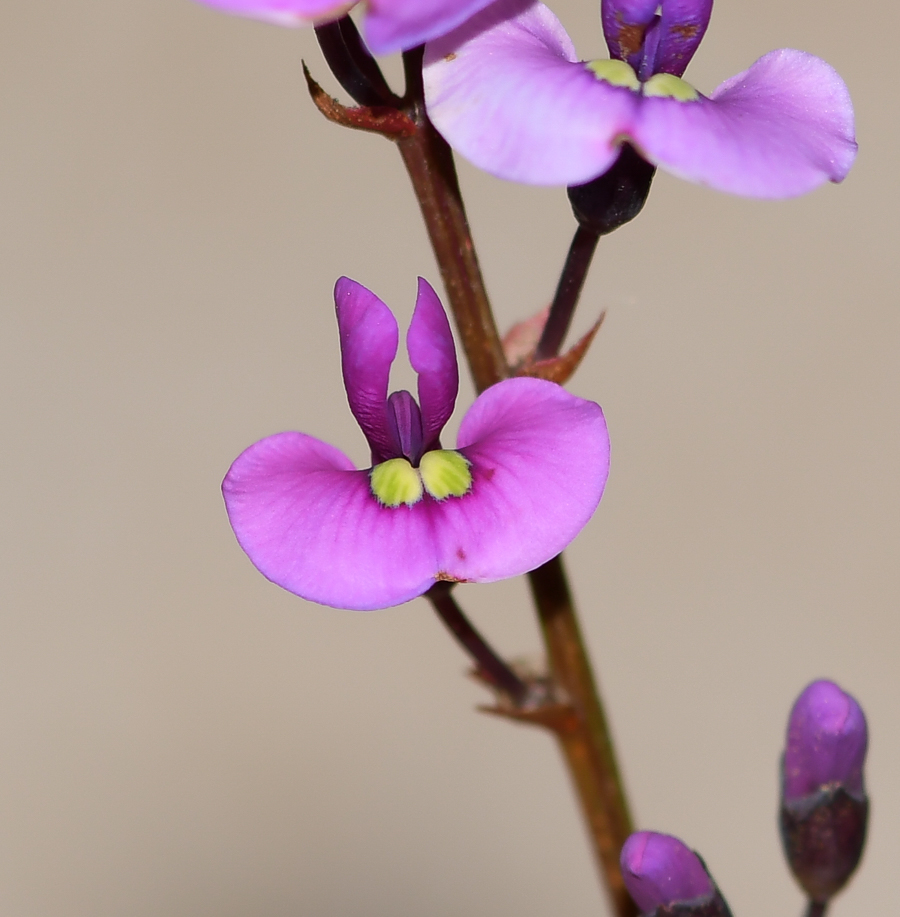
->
xmin=393 ymin=50 xmax=636 ymax=917
xmin=306 ymin=38 xmax=636 ymax=917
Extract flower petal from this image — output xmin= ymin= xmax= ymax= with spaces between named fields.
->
xmin=190 ymin=0 xmax=353 ymax=27
xmin=430 ymin=378 xmax=610 ymax=581
xmin=334 ymin=277 xmax=398 ymax=462
xmin=424 ymin=0 xmax=639 ymax=185
xmin=222 ymin=432 xmax=441 ymax=610
xmin=630 ymin=49 xmax=857 ymax=197
xmin=406 ymin=277 xmax=458 ymax=450
xmin=363 ymin=0 xmax=502 ymax=55
xmin=653 ymin=0 xmax=712 ymax=77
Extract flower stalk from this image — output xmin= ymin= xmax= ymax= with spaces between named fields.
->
xmin=308 ymin=25 xmax=635 ymax=916
xmin=395 ymin=44 xmax=636 ymax=917
xmin=426 ymin=582 xmax=530 ymax=705
xmin=397 ymin=47 xmax=508 ymax=392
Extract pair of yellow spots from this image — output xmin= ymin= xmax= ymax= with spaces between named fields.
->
xmin=370 ymin=450 xmax=473 ymax=508
xmin=588 ymin=58 xmax=700 ymax=101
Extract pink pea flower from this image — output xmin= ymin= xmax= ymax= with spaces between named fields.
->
xmin=424 ymin=0 xmax=857 ymax=198
xmin=190 ymin=0 xmax=499 ymax=55
xmin=222 ymin=278 xmax=610 ymax=610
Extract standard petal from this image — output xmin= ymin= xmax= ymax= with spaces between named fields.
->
xmin=364 ymin=0 xmax=501 ymax=55
xmin=223 ymin=432 xmax=441 ymax=610
xmin=191 ymin=0 xmax=352 ymax=26
xmin=334 ymin=277 xmax=398 ymax=462
xmin=631 ymin=49 xmax=857 ymax=197
xmin=601 ymin=0 xmax=658 ymax=70
xmin=406 ymin=277 xmax=458 ymax=450
xmin=424 ymin=0 xmax=640 ymax=185
xmin=430 ymin=378 xmax=610 ymax=581
xmin=653 ymin=0 xmax=712 ymax=77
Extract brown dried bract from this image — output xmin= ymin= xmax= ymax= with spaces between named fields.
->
xmin=302 ymin=62 xmax=417 ymax=139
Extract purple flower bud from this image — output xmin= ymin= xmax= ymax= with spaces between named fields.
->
xmin=783 ymin=680 xmax=868 ymax=802
xmin=621 ymin=832 xmax=715 ymax=914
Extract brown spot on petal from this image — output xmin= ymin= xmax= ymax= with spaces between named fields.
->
xmin=671 ymin=23 xmax=699 ymax=38
xmin=613 ymin=17 xmax=646 ymax=59
xmin=435 ymin=571 xmax=467 ymax=583
xmin=443 ymin=52 xmax=457 ymax=62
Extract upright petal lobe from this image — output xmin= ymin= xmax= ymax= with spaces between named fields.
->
xmin=425 ymin=0 xmax=639 ymax=185
xmin=223 ymin=432 xmax=440 ymax=610
xmin=364 ymin=0 xmax=502 ymax=55
xmin=653 ymin=0 xmax=712 ymax=76
xmin=334 ymin=277 xmax=398 ymax=462
xmin=407 ymin=277 xmax=458 ymax=451
xmin=191 ymin=0 xmax=352 ymax=26
xmin=431 ymin=378 xmax=610 ymax=581
xmin=631 ymin=49 xmax=857 ymax=197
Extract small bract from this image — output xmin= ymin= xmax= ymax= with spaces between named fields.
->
xmin=222 ymin=278 xmax=610 ymax=610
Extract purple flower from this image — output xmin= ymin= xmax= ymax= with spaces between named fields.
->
xmin=222 ymin=277 xmax=610 ymax=610
xmin=423 ymin=0 xmax=857 ymax=198
xmin=189 ymin=0 xmax=499 ymax=55
xmin=783 ymin=680 xmax=868 ymax=802
xmin=621 ymin=832 xmax=715 ymax=914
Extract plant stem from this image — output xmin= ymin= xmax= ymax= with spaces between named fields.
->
xmin=529 ymin=555 xmax=637 ymax=917
xmin=535 ymin=225 xmax=601 ymax=361
xmin=391 ymin=47 xmax=635 ymax=917
xmin=426 ymin=583 xmax=529 ymax=705
xmin=805 ymin=903 xmax=827 ymax=917
xmin=397 ymin=48 xmax=507 ymax=392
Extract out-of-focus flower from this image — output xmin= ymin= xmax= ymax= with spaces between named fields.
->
xmin=424 ymin=0 xmax=856 ymax=198
xmin=189 ymin=0 xmax=499 ymax=55
xmin=621 ymin=832 xmax=732 ymax=917
xmin=222 ymin=277 xmax=610 ymax=610
xmin=780 ymin=679 xmax=869 ymax=903
xmin=783 ymin=679 xmax=868 ymax=802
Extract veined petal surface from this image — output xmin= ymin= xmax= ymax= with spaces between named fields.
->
xmin=407 ymin=278 xmax=458 ymax=450
xmin=425 ymin=0 xmax=639 ymax=185
xmin=364 ymin=0 xmax=502 ymax=55
xmin=631 ymin=49 xmax=857 ymax=197
xmin=334 ymin=277 xmax=398 ymax=462
xmin=190 ymin=0 xmax=352 ymax=26
xmin=223 ymin=432 xmax=441 ymax=610
xmin=433 ymin=377 xmax=610 ymax=582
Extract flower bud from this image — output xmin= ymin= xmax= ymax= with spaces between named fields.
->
xmin=621 ymin=832 xmax=732 ymax=917
xmin=780 ymin=680 xmax=869 ymax=903
xmin=567 ymin=145 xmax=656 ymax=236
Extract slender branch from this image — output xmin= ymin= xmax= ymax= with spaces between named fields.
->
xmin=393 ymin=49 xmax=635 ymax=917
xmin=535 ymin=225 xmax=601 ymax=361
xmin=397 ymin=48 xmax=507 ymax=392
xmin=529 ymin=555 xmax=637 ymax=917
xmin=805 ymin=903 xmax=827 ymax=917
xmin=426 ymin=582 xmax=529 ymax=705
xmin=333 ymin=45 xmax=637 ymax=917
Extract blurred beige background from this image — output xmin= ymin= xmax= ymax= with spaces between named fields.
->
xmin=1 ymin=0 xmax=897 ymax=915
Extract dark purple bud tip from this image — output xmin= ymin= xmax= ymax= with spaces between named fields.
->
xmin=621 ymin=832 xmax=715 ymax=914
xmin=567 ymin=145 xmax=656 ymax=236
xmin=783 ymin=680 xmax=868 ymax=802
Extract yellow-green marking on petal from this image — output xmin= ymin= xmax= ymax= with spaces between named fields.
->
xmin=370 ymin=457 xmax=424 ymax=507
xmin=642 ymin=73 xmax=699 ymax=101
xmin=587 ymin=59 xmax=641 ymax=91
xmin=420 ymin=450 xmax=472 ymax=501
